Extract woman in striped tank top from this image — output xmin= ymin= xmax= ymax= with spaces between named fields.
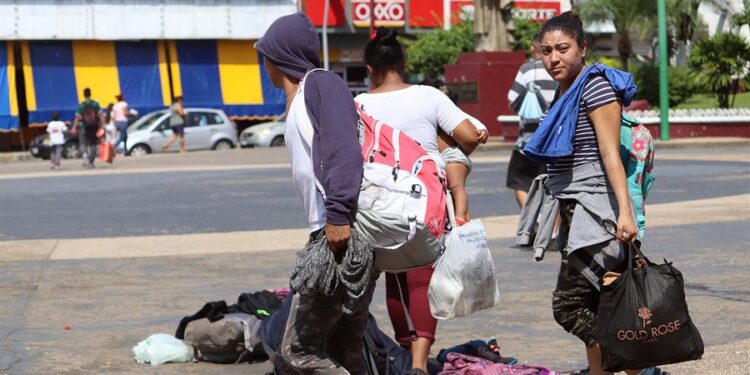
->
xmin=538 ymin=12 xmax=666 ymax=375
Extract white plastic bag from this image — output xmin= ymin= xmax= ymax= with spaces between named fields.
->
xmin=428 ymin=219 xmax=500 ymax=320
xmin=133 ymin=333 xmax=193 ymax=366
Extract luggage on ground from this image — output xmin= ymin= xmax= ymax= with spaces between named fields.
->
xmin=175 ymin=290 xmax=285 ymax=364
xmin=183 ymin=312 xmax=266 ymax=364
xmin=596 ymin=244 xmax=703 ymax=372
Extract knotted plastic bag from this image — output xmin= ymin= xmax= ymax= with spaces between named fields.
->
xmin=133 ymin=333 xmax=193 ymax=366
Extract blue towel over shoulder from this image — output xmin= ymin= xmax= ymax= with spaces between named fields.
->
xmin=523 ymin=63 xmax=637 ymax=165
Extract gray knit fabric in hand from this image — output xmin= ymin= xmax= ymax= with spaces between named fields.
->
xmin=289 ymin=227 xmax=374 ymax=315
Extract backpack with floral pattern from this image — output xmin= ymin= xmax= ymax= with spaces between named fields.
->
xmin=619 ymin=113 xmax=655 ymax=238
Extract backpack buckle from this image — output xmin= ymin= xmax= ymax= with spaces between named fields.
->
xmin=411 ymin=184 xmax=422 ymax=195
xmin=391 ymin=162 xmax=400 ymax=182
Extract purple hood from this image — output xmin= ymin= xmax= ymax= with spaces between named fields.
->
xmin=255 ymin=12 xmax=321 ymax=80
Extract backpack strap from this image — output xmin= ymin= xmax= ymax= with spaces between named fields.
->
xmin=235 ymin=316 xmax=263 ymax=364
xmin=391 ymin=128 xmax=401 ymax=182
xmin=362 ymin=335 xmax=381 ymax=375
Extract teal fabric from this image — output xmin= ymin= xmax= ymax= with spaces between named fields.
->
xmin=619 ymin=113 xmax=655 ymax=238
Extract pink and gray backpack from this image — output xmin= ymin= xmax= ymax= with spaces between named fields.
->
xmin=353 ymin=105 xmax=448 ymax=272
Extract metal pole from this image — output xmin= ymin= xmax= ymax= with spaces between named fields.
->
xmin=323 ymin=0 xmax=330 ymax=70
xmin=657 ymin=0 xmax=670 ymax=140
xmin=370 ymin=0 xmax=376 ymax=38
xmin=444 ymin=0 xmax=451 ymax=30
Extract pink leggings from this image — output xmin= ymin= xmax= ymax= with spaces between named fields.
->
xmin=385 ymin=266 xmax=437 ymax=346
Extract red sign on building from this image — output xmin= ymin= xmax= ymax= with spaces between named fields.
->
xmin=304 ymin=0 xmax=347 ymax=27
xmin=352 ymin=0 xmax=406 ymax=27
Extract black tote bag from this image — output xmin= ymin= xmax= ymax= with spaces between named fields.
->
xmin=596 ymin=244 xmax=704 ymax=372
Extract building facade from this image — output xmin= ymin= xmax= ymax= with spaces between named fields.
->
xmin=0 ymin=0 xmax=296 ymax=135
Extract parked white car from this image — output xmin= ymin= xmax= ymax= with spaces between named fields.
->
xmin=240 ymin=115 xmax=285 ymax=148
xmin=126 ymin=108 xmax=238 ymax=156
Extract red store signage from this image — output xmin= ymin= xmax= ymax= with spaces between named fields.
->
xmin=352 ymin=0 xmax=406 ymax=27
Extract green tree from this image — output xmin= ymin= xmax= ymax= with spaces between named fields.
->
xmin=633 ymin=64 xmax=698 ymax=107
xmin=402 ymin=20 xmax=477 ymax=78
xmin=688 ymin=33 xmax=750 ymax=108
xmin=667 ymin=0 xmax=723 ymax=65
xmin=577 ymin=0 xmax=656 ymax=70
xmin=511 ymin=18 xmax=542 ymax=56
xmin=732 ymin=7 xmax=750 ymax=27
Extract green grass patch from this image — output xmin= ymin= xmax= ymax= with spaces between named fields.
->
xmin=673 ymin=92 xmax=750 ymax=109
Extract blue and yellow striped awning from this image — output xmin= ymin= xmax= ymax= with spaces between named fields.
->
xmin=169 ymin=40 xmax=286 ymax=119
xmin=22 ymin=40 xmax=284 ymax=125
xmin=0 ymin=42 xmax=20 ymax=132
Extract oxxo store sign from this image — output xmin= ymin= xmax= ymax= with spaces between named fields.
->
xmin=352 ymin=0 xmax=405 ymax=27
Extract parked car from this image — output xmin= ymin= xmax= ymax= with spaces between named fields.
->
xmin=126 ymin=108 xmax=238 ymax=156
xmin=29 ymin=126 xmax=81 ymax=160
xmin=240 ymin=115 xmax=285 ymax=147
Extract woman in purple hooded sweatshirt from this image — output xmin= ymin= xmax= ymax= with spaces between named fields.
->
xmin=256 ymin=12 xmax=376 ymax=375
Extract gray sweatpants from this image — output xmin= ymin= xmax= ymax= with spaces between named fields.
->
xmin=279 ymin=271 xmax=379 ymax=375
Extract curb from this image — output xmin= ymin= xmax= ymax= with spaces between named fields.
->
xmin=0 ymin=152 xmax=34 ymax=164
xmin=653 ymin=138 xmax=750 ymax=149
xmin=477 ymin=137 xmax=750 ymax=152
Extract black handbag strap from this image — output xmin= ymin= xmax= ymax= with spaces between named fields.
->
xmin=627 ymin=242 xmax=647 ymax=272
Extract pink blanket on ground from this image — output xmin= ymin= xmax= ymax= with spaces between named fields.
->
xmin=440 ymin=353 xmax=559 ymax=375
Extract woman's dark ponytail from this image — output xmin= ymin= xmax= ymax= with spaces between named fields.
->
xmin=365 ymin=27 xmax=405 ymax=76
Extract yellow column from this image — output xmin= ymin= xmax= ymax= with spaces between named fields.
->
xmin=71 ymin=41 xmax=121 ymax=105
xmin=217 ymin=40 xmax=264 ymax=105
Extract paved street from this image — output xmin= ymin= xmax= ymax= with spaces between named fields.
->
xmin=1 ymin=146 xmax=749 ymax=374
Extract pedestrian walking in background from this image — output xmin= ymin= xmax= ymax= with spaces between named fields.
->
xmin=256 ymin=13 xmax=377 ymax=375
xmin=522 ymin=12 xmax=666 ymax=375
xmin=162 ymin=96 xmax=186 ymax=153
xmin=100 ymin=103 xmax=116 ymax=164
xmin=73 ymin=87 xmax=102 ymax=168
xmin=113 ymin=94 xmax=129 ymax=154
xmin=46 ymin=112 xmax=66 ymax=170
xmin=507 ymin=34 xmax=557 ymax=208
xmin=355 ymin=27 xmax=480 ymax=375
